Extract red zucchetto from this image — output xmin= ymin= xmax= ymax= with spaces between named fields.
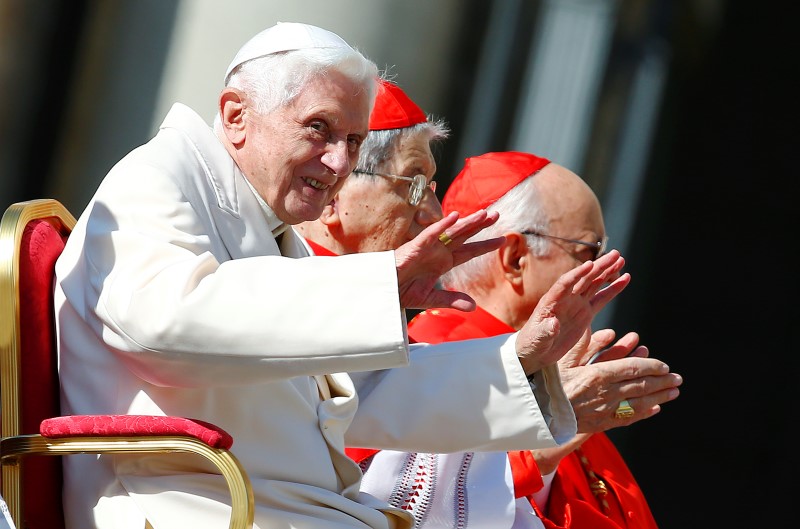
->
xmin=369 ymin=79 xmax=428 ymax=131
xmin=442 ymin=151 xmax=551 ymax=216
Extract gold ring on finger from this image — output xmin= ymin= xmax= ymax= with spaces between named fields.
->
xmin=614 ymin=399 xmax=634 ymax=419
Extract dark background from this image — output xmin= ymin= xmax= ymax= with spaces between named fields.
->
xmin=612 ymin=3 xmax=796 ymax=524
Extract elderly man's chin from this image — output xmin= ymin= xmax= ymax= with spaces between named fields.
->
xmin=281 ymin=194 xmax=331 ymax=224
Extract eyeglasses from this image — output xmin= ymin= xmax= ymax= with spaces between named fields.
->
xmin=522 ymin=230 xmax=609 ymax=262
xmin=352 ymin=170 xmax=436 ymax=206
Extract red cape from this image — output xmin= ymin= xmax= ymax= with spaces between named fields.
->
xmin=304 ymin=238 xmax=338 ymax=257
xmin=406 ymin=306 xmax=659 ymax=529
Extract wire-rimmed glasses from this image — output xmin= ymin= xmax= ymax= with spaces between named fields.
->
xmin=353 ymin=170 xmax=436 ymax=206
xmin=522 ymin=230 xmax=609 ymax=262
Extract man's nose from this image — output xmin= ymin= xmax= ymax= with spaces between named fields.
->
xmin=415 ymin=186 xmax=443 ymax=225
xmin=322 ymin=141 xmax=352 ymax=176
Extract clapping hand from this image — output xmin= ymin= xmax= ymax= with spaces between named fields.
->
xmin=515 ymin=250 xmax=630 ymax=375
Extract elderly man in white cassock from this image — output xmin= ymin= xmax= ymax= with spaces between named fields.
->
xmin=55 ymin=22 xmax=630 ymax=529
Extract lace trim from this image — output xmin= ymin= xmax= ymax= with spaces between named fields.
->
xmin=454 ymin=452 xmax=472 ymax=529
xmin=364 ymin=452 xmax=473 ymax=529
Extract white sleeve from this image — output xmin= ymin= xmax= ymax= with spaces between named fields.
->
xmin=529 ymin=469 xmax=557 ymax=516
xmin=347 ymin=334 xmax=576 ymax=454
xmin=57 ymin=175 xmax=410 ymax=387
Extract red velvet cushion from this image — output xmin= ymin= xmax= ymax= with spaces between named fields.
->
xmin=19 ymin=219 xmax=64 ymax=432
xmin=18 ymin=218 xmax=67 ymax=529
xmin=40 ymin=415 xmax=234 ymax=449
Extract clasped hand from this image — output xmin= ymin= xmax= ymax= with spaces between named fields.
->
xmin=559 ymin=329 xmax=683 ymax=433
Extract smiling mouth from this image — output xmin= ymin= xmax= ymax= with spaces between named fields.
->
xmin=303 ymin=177 xmax=329 ymax=190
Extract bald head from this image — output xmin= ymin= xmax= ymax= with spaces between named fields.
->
xmin=535 ymin=164 xmax=604 ymax=250
xmin=441 ymin=159 xmax=607 ymax=330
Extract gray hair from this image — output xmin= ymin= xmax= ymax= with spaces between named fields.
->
xmin=218 ymin=46 xmax=378 ymax=119
xmin=354 ymin=118 xmax=450 ymax=179
xmin=441 ymin=174 xmax=552 ymax=291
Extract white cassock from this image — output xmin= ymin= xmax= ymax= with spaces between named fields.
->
xmin=54 ymin=103 xmax=576 ymax=529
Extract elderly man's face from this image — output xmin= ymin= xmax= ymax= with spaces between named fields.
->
xmin=518 ymin=164 xmax=607 ymax=321
xmin=239 ymin=71 xmax=371 ymax=225
xmin=333 ymin=132 xmax=443 ymax=252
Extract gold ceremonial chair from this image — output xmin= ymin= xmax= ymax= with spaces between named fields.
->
xmin=0 ymin=199 xmax=255 ymax=529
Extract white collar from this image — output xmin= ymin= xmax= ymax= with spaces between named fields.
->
xmin=242 ymin=175 xmax=289 ymax=238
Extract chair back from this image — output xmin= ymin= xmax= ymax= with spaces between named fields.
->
xmin=0 ymin=199 xmax=76 ymax=529
xmin=1 ymin=199 xmax=254 ymax=529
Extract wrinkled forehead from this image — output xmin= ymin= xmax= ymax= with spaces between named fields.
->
xmin=281 ymin=71 xmax=371 ymax=127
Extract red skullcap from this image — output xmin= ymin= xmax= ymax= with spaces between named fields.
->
xmin=442 ymin=151 xmax=550 ymax=216
xmin=369 ymin=79 xmax=427 ymax=130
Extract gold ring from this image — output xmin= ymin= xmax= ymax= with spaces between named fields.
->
xmin=614 ymin=399 xmax=634 ymax=419
xmin=438 ymin=232 xmax=453 ymax=246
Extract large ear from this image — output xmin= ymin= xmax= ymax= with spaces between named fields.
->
xmin=317 ymin=198 xmax=341 ymax=227
xmin=218 ymin=88 xmax=247 ymax=145
xmin=499 ymin=232 xmax=529 ymax=287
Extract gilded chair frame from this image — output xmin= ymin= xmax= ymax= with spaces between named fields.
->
xmin=0 ymin=199 xmax=254 ymax=529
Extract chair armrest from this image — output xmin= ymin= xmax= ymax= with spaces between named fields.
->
xmin=1 ymin=415 xmax=254 ymax=529
xmin=39 ymin=415 xmax=233 ymax=449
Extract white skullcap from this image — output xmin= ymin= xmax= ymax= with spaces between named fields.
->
xmin=224 ymin=22 xmax=354 ymax=84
